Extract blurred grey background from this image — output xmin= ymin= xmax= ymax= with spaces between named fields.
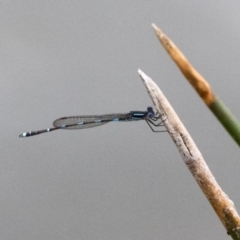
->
xmin=1 ymin=1 xmax=240 ymax=239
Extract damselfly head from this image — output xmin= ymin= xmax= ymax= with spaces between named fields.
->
xmin=147 ymin=106 xmax=154 ymax=118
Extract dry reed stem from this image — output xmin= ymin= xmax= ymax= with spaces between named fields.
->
xmin=138 ymin=69 xmax=240 ymax=238
xmin=151 ymin=23 xmax=215 ymax=105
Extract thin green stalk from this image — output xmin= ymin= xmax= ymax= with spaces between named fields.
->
xmin=210 ymin=98 xmax=240 ymax=145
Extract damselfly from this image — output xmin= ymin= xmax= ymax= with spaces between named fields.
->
xmin=19 ymin=106 xmax=166 ymax=138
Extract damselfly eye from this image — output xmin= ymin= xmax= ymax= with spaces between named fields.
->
xmin=147 ymin=106 xmax=153 ymax=112
xmin=147 ymin=112 xmax=154 ymax=118
xmin=147 ymin=106 xmax=154 ymax=118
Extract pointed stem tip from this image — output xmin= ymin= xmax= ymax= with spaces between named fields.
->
xmin=138 ymin=69 xmax=143 ymax=75
xmin=151 ymin=23 xmax=157 ymax=30
xmin=138 ymin=69 xmax=147 ymax=82
xmin=151 ymin=23 xmax=163 ymax=36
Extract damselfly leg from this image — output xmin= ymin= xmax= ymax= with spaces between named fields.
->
xmin=145 ymin=112 xmax=168 ymax=132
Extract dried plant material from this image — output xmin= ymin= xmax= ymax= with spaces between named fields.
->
xmin=152 ymin=23 xmax=215 ymax=105
xmin=151 ymin=23 xmax=240 ymax=147
xmin=138 ymin=69 xmax=240 ymax=239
